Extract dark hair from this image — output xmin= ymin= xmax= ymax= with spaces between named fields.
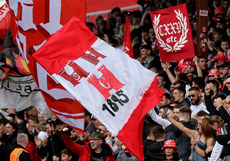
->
xmin=192 ymin=77 xmax=205 ymax=90
xmin=91 ymin=131 xmax=105 ymax=141
xmin=174 ymin=103 xmax=184 ymax=109
xmin=164 ymin=93 xmax=172 ymax=100
xmin=196 ymin=111 xmax=209 ymax=118
xmin=206 ymin=80 xmax=219 ymax=92
xmin=169 ymin=101 xmax=179 ymax=107
xmin=173 ymin=80 xmax=186 ymax=90
xmin=189 ymin=87 xmax=200 ymax=92
xmin=152 ymin=126 xmax=165 ymax=139
xmin=179 ymin=106 xmax=191 ymax=115
xmin=61 ymin=149 xmax=73 ymax=156
xmin=213 ymin=94 xmax=226 ymax=100
xmin=173 ymin=86 xmax=186 ymax=96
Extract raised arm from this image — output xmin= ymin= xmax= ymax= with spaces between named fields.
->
xmin=167 ymin=115 xmax=197 ymax=139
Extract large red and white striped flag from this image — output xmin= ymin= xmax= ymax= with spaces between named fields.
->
xmin=32 ymin=17 xmax=165 ymax=161
xmin=7 ymin=0 xmax=86 ymax=132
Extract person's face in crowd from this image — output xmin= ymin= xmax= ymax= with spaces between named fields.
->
xmin=61 ymin=153 xmax=72 ymax=161
xmin=219 ymin=67 xmax=229 ymax=79
xmin=205 ymin=82 xmax=216 ymax=94
xmin=173 ymin=108 xmax=180 ymax=121
xmin=157 ymin=76 xmax=166 ymax=89
xmin=223 ymin=0 xmax=230 ymax=10
xmin=140 ymin=48 xmax=151 ymax=59
xmin=198 ymin=58 xmax=208 ymax=70
xmin=196 ymin=116 xmax=205 ymax=133
xmin=164 ymin=147 xmax=175 ymax=157
xmin=216 ymin=22 xmax=225 ymax=30
xmin=149 ymin=28 xmax=155 ymax=40
xmin=189 ymin=90 xmax=200 ymax=105
xmin=200 ymin=92 xmax=205 ymax=104
xmin=56 ymin=124 xmax=65 ymax=132
xmin=172 ymin=89 xmax=184 ymax=102
xmin=142 ymin=31 xmax=150 ymax=42
xmin=46 ymin=123 xmax=54 ymax=136
xmin=159 ymin=95 xmax=170 ymax=107
xmin=5 ymin=123 xmax=15 ymax=136
xmin=225 ymin=78 xmax=230 ymax=91
xmin=92 ymin=117 xmax=101 ymax=128
xmin=90 ymin=137 xmax=103 ymax=151
xmin=6 ymin=116 xmax=15 ymax=123
xmin=24 ymin=136 xmax=29 ymax=149
xmin=221 ymin=41 xmax=229 ymax=52
xmin=96 ymin=125 xmax=107 ymax=136
xmin=213 ymin=32 xmax=222 ymax=42
xmin=71 ymin=129 xmax=82 ymax=140
xmin=227 ymin=28 xmax=230 ymax=39
xmin=158 ymin=108 xmax=164 ymax=117
xmin=115 ymin=16 xmax=122 ymax=25
xmin=38 ymin=113 xmax=46 ymax=125
xmin=27 ymin=107 xmax=38 ymax=118
xmin=167 ymin=109 xmax=174 ymax=119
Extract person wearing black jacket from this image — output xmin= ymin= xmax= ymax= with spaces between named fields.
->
xmin=143 ymin=125 xmax=165 ymax=161
xmin=164 ymin=106 xmax=195 ymax=161
xmin=10 ymin=133 xmax=31 ymax=161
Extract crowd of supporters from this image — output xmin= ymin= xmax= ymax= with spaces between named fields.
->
xmin=1 ymin=0 xmax=230 ymax=160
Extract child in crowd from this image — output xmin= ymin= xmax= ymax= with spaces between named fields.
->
xmin=162 ymin=140 xmax=181 ymax=161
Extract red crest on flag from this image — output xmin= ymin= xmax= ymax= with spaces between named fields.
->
xmin=150 ymin=4 xmax=195 ymax=62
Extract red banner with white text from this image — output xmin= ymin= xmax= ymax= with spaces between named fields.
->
xmin=150 ymin=4 xmax=195 ymax=62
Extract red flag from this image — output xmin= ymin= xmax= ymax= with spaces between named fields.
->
xmin=150 ymin=4 xmax=195 ymax=62
xmin=32 ymin=17 xmax=165 ymax=161
xmin=123 ymin=17 xmax=134 ymax=58
xmin=7 ymin=0 xmax=86 ymax=133
xmin=0 ymin=3 xmax=11 ymax=51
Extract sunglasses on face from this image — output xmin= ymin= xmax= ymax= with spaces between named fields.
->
xmin=188 ymin=94 xmax=196 ymax=98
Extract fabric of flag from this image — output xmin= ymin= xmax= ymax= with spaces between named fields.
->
xmin=32 ymin=16 xmax=165 ymax=161
xmin=7 ymin=0 xmax=86 ymax=132
xmin=150 ymin=3 xmax=195 ymax=62
xmin=0 ymin=3 xmax=11 ymax=51
xmin=123 ymin=16 xmax=134 ymax=58
xmin=0 ymin=4 xmax=48 ymax=116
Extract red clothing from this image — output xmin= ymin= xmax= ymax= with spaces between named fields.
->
xmin=62 ymin=133 xmax=115 ymax=161
xmin=26 ymin=141 xmax=41 ymax=161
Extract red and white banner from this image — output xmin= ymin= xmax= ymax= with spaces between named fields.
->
xmin=150 ymin=4 xmax=195 ymax=62
xmin=33 ymin=17 xmax=165 ymax=161
xmin=123 ymin=16 xmax=134 ymax=58
xmin=7 ymin=0 xmax=86 ymax=132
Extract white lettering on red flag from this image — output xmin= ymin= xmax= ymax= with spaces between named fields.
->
xmin=150 ymin=3 xmax=195 ymax=62
xmin=32 ymin=17 xmax=165 ymax=161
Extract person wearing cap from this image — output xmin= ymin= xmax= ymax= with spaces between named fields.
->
xmin=205 ymin=69 xmax=220 ymax=81
xmin=161 ymin=139 xmax=180 ymax=161
xmin=215 ymin=6 xmax=226 ymax=19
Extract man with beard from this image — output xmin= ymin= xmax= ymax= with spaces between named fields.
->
xmin=188 ymin=87 xmax=209 ymax=118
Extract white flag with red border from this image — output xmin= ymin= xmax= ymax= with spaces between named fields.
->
xmin=32 ymin=17 xmax=165 ymax=161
